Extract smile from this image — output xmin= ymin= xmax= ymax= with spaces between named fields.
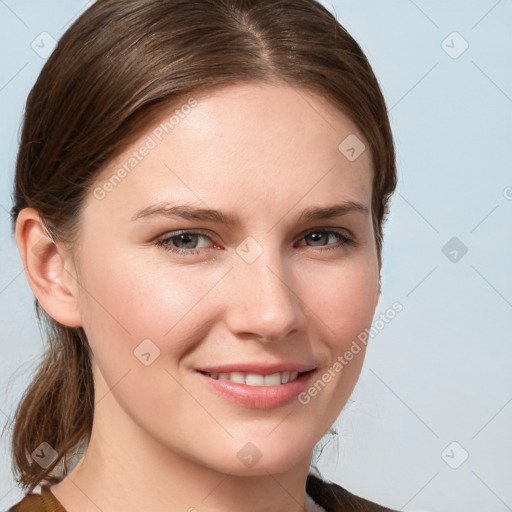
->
xmin=196 ymin=368 xmax=316 ymax=409
xmin=203 ymin=371 xmax=301 ymax=386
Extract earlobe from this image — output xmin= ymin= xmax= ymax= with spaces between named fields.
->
xmin=15 ymin=208 xmax=83 ymax=328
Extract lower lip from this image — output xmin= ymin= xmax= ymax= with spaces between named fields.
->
xmin=196 ymin=371 xmax=315 ymax=409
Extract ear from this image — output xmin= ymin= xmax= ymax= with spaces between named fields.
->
xmin=15 ymin=208 xmax=83 ymax=327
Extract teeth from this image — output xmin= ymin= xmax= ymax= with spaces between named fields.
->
xmin=205 ymin=370 xmax=303 ymax=386
xmin=246 ymin=374 xmax=264 ymax=386
xmin=228 ymin=372 xmax=245 ymax=384
xmin=264 ymin=373 xmax=281 ymax=386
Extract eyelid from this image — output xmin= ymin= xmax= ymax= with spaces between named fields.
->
xmin=155 ymin=229 xmax=216 ymax=247
xmin=296 ymin=225 xmax=355 ymax=241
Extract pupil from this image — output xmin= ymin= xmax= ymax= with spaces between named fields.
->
xmin=180 ymin=234 xmax=195 ymax=248
xmin=310 ymin=233 xmax=324 ymax=245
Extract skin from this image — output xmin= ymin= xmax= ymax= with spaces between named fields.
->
xmin=17 ymin=81 xmax=380 ymax=512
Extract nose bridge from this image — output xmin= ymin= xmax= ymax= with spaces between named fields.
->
xmin=226 ymin=236 xmax=303 ymax=341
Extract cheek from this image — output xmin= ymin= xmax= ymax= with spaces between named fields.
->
xmin=296 ymin=258 xmax=378 ymax=424
xmin=303 ymin=255 xmax=379 ymax=346
xmin=76 ymin=245 xmax=224 ymax=363
xmin=302 ymin=255 xmax=378 ymax=398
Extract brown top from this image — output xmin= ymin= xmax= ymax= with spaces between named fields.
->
xmin=7 ymin=486 xmax=64 ymax=512
xmin=7 ymin=474 xmax=397 ymax=512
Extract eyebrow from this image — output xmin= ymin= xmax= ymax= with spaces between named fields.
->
xmin=131 ymin=201 xmax=369 ymax=226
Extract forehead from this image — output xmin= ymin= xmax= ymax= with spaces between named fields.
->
xmin=87 ymin=82 xmax=373 ymax=224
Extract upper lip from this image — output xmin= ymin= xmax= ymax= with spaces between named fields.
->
xmin=195 ymin=362 xmax=316 ymax=375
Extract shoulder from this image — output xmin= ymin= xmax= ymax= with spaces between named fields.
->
xmin=6 ymin=484 xmax=65 ymax=512
xmin=6 ymin=493 xmax=46 ymax=512
xmin=306 ymin=473 xmax=398 ymax=512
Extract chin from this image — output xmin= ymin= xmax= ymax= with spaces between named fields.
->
xmin=210 ymin=436 xmax=314 ymax=476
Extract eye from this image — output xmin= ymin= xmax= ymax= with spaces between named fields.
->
xmin=296 ymin=229 xmax=356 ymax=252
xmin=155 ymin=231 xmax=215 ymax=255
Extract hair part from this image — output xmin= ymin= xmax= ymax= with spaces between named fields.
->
xmin=8 ymin=0 xmax=396 ymax=492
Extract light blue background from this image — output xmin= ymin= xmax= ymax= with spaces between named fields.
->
xmin=1 ymin=1 xmax=511 ymax=511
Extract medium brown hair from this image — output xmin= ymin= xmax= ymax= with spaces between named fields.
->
xmin=7 ymin=0 xmax=396 ymax=493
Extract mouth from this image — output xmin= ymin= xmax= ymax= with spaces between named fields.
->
xmin=198 ymin=370 xmax=310 ymax=386
xmin=195 ymin=367 xmax=316 ymax=409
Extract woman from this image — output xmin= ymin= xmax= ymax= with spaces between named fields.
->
xmin=6 ymin=0 xmax=398 ymax=510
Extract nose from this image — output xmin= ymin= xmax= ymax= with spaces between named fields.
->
xmin=224 ymin=248 xmax=305 ymax=344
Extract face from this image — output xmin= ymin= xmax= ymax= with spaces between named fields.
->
xmin=69 ymin=81 xmax=379 ymax=475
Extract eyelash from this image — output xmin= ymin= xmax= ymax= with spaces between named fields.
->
xmin=154 ymin=229 xmax=356 ymax=256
